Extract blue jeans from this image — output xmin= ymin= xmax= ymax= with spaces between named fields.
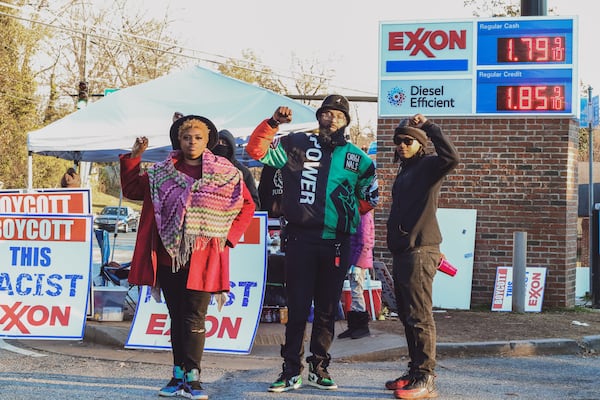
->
xmin=392 ymin=246 xmax=439 ymax=375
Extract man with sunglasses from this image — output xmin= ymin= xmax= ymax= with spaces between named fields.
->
xmin=385 ymin=114 xmax=459 ymax=399
xmin=246 ymin=95 xmax=378 ymax=393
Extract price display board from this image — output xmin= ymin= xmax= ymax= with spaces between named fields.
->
xmin=379 ymin=16 xmax=577 ymax=117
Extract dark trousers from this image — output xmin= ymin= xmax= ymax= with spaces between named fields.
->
xmin=392 ymin=246 xmax=439 ymax=375
xmin=157 ymin=266 xmax=212 ymax=373
xmin=280 ymin=230 xmax=349 ymax=375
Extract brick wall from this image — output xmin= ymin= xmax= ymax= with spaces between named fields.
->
xmin=374 ymin=117 xmax=579 ymax=308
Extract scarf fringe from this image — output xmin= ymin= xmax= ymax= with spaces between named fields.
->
xmin=171 ymin=234 xmax=227 ymax=273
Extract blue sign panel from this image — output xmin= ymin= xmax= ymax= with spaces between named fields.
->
xmin=476 ymin=69 xmax=573 ymax=114
xmin=477 ymin=18 xmax=574 ymax=66
xmin=580 ymin=96 xmax=600 ymax=128
xmin=380 ymin=79 xmax=472 ymax=116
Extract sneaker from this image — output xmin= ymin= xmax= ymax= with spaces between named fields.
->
xmin=394 ymin=374 xmax=438 ymax=399
xmin=181 ymin=369 xmax=208 ymax=400
xmin=306 ymin=360 xmax=338 ymax=390
xmin=385 ymin=372 xmax=413 ymax=390
xmin=158 ymin=366 xmax=184 ymax=397
xmin=268 ymin=372 xmax=302 ymax=393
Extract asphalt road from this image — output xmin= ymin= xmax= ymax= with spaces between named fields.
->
xmin=1 ymin=341 xmax=598 ymax=400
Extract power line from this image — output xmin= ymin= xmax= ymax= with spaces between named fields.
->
xmin=0 ymin=1 xmax=377 ymax=97
xmin=0 ymin=2 xmax=350 ymax=88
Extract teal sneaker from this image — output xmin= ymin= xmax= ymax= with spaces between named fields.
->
xmin=182 ymin=369 xmax=208 ymax=400
xmin=158 ymin=366 xmax=184 ymax=397
xmin=306 ymin=360 xmax=337 ymax=390
xmin=268 ymin=371 xmax=302 ymax=393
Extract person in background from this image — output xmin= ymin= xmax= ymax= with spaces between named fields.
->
xmin=173 ymin=111 xmax=184 ymax=122
xmin=120 ymin=115 xmax=255 ymax=400
xmin=246 ymin=95 xmax=378 ymax=393
xmin=60 ymin=167 xmax=80 ymax=188
xmin=385 ymin=114 xmax=459 ymax=400
xmin=258 ymin=165 xmax=284 ymax=218
xmin=337 ymin=207 xmax=375 ymax=340
xmin=213 ymin=129 xmax=261 ymax=208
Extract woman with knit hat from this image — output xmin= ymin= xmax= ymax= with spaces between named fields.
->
xmin=120 ymin=115 xmax=255 ymax=400
xmin=385 ymin=114 xmax=459 ymax=400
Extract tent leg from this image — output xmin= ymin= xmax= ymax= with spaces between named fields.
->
xmin=27 ymin=151 xmax=33 ymax=190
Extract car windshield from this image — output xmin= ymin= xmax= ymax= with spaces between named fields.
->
xmin=102 ymin=207 xmax=127 ymax=216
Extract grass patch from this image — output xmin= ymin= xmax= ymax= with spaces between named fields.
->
xmin=91 ymin=188 xmax=142 ymax=215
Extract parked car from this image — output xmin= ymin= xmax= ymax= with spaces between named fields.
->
xmin=94 ymin=206 xmax=139 ymax=233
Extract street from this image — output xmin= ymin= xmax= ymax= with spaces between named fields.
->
xmin=0 ymin=342 xmax=598 ymax=400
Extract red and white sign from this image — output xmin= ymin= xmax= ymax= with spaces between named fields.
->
xmin=125 ymin=213 xmax=267 ymax=354
xmin=491 ymin=266 xmax=547 ymax=312
xmin=0 ymin=214 xmax=93 ymax=339
xmin=0 ymin=189 xmax=92 ymax=215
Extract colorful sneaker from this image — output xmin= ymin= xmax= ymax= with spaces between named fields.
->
xmin=394 ymin=374 xmax=438 ymax=399
xmin=268 ymin=371 xmax=302 ymax=393
xmin=181 ymin=369 xmax=208 ymax=400
xmin=158 ymin=366 xmax=184 ymax=397
xmin=306 ymin=360 xmax=338 ymax=390
xmin=385 ymin=372 xmax=413 ymax=390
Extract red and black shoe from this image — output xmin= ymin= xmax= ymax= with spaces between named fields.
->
xmin=394 ymin=374 xmax=438 ymax=399
xmin=385 ymin=372 xmax=412 ymax=390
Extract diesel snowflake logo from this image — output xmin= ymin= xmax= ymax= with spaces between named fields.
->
xmin=387 ymin=87 xmax=406 ymax=106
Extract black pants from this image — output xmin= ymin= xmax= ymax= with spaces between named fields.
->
xmin=392 ymin=246 xmax=439 ymax=375
xmin=157 ymin=266 xmax=212 ymax=373
xmin=280 ymin=229 xmax=349 ymax=376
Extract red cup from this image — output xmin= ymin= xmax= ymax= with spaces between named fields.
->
xmin=438 ymin=258 xmax=457 ymax=277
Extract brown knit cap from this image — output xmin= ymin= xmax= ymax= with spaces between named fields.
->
xmin=394 ymin=118 xmax=428 ymax=147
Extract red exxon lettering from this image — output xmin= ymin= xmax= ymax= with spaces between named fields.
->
xmin=388 ymin=28 xmax=467 ymax=58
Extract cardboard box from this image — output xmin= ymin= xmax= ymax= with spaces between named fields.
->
xmin=92 ymin=286 xmax=129 ymax=321
xmin=342 ymin=279 xmax=382 ymax=319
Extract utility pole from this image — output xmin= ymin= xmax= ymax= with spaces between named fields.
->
xmin=521 ymin=0 xmax=547 ymax=16
xmin=76 ymin=32 xmax=88 ymax=109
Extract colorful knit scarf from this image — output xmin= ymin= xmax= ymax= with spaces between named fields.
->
xmin=148 ymin=150 xmax=243 ymax=272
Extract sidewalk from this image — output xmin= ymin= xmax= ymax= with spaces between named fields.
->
xmin=17 ymin=314 xmax=600 ymax=368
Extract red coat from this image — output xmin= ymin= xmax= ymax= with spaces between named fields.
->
xmin=119 ymin=153 xmax=256 ymax=292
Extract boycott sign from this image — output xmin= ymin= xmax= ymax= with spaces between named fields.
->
xmin=0 ymin=213 xmax=93 ymax=339
xmin=491 ymin=266 xmax=547 ymax=312
xmin=126 ymin=213 xmax=267 ymax=354
xmin=0 ymin=189 xmax=92 ymax=214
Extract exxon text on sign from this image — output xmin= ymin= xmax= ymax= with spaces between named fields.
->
xmin=381 ymin=21 xmax=473 ymax=76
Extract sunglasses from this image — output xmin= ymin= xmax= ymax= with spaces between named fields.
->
xmin=393 ymin=136 xmax=415 ymax=146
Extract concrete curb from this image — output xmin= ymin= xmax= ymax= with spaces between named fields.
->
xmin=83 ymin=322 xmax=599 ymax=362
xmin=581 ymin=335 xmax=600 ymax=353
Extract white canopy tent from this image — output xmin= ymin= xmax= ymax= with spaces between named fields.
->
xmin=27 ymin=65 xmax=318 ymax=187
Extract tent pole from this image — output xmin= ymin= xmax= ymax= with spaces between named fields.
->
xmin=111 ymin=189 xmax=124 ymax=262
xmin=27 ymin=151 xmax=33 ymax=190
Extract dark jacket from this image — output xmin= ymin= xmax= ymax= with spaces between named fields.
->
xmin=214 ymin=129 xmax=261 ymax=209
xmin=386 ymin=121 xmax=459 ymax=254
xmin=246 ymin=119 xmax=378 ymax=240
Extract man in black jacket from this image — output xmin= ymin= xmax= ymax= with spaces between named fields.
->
xmin=385 ymin=114 xmax=459 ymax=400
xmin=213 ymin=129 xmax=261 ymax=208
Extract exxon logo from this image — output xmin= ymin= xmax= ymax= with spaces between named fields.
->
xmin=388 ymin=28 xmax=467 ymax=58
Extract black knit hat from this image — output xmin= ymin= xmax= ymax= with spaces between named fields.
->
xmin=169 ymin=115 xmax=219 ymax=150
xmin=393 ymin=118 xmax=428 ymax=147
xmin=316 ymin=94 xmax=351 ymax=124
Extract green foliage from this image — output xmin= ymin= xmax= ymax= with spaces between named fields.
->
xmin=0 ymin=8 xmax=38 ymax=189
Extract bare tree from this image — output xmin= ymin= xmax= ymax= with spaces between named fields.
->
xmin=36 ymin=0 xmax=185 ymax=112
